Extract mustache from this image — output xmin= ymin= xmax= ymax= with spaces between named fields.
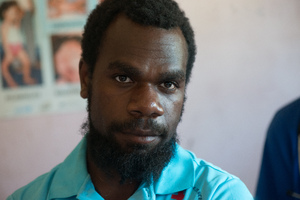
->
xmin=108 ymin=118 xmax=168 ymax=136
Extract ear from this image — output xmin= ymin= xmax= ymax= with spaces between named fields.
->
xmin=79 ymin=59 xmax=90 ymax=99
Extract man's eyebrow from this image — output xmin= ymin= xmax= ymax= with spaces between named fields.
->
xmin=158 ymin=70 xmax=186 ymax=82
xmin=108 ymin=60 xmax=185 ymax=81
xmin=108 ymin=61 xmax=142 ymax=76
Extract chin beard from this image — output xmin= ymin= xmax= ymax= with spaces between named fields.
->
xmin=82 ymin=118 xmax=178 ymax=185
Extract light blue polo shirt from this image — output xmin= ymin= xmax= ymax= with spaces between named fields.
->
xmin=7 ymin=137 xmax=253 ymax=200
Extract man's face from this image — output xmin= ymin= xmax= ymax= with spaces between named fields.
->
xmin=80 ymin=15 xmax=188 ymax=153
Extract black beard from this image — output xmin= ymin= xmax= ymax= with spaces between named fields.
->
xmin=82 ymin=118 xmax=178 ymax=185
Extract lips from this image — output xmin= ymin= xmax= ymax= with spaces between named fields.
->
xmin=118 ymin=129 xmax=161 ymax=144
xmin=122 ymin=129 xmax=160 ymax=137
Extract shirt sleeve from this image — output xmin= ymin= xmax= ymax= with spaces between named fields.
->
xmin=210 ymin=178 xmax=253 ymax=200
xmin=6 ymin=195 xmax=14 ymax=200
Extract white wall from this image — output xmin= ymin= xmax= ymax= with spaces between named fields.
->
xmin=1 ymin=0 xmax=300 ymax=198
xmin=176 ymin=0 xmax=300 ymax=195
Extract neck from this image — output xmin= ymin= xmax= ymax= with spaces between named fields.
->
xmin=87 ymin=152 xmax=141 ymax=200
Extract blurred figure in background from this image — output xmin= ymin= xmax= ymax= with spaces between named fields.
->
xmin=256 ymin=98 xmax=300 ymax=199
xmin=0 ymin=1 xmax=35 ymax=88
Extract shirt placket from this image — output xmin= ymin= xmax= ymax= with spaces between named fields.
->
xmin=129 ymin=184 xmax=155 ymax=200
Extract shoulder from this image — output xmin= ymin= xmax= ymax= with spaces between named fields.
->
xmin=1 ymin=22 xmax=9 ymax=31
xmin=183 ymin=147 xmax=253 ymax=199
xmin=158 ymin=145 xmax=253 ymax=199
xmin=267 ymin=97 xmax=300 ymax=137
xmin=273 ymin=97 xmax=300 ymax=123
xmin=7 ymin=138 xmax=88 ymax=200
xmin=7 ymin=164 xmax=61 ymax=200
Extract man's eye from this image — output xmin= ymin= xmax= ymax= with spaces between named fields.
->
xmin=161 ymin=81 xmax=177 ymax=90
xmin=115 ymin=75 xmax=132 ymax=83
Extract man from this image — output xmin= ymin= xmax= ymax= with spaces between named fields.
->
xmin=7 ymin=0 xmax=253 ymax=199
xmin=256 ymin=98 xmax=300 ymax=200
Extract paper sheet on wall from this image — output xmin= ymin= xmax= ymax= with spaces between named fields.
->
xmin=0 ymin=0 xmax=99 ymax=118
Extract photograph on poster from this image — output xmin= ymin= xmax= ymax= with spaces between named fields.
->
xmin=0 ymin=0 xmax=98 ymax=118
xmin=0 ymin=0 xmax=42 ymax=89
xmin=47 ymin=0 xmax=87 ymax=20
xmin=51 ymin=33 xmax=81 ymax=84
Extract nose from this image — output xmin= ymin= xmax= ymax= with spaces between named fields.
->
xmin=127 ymin=84 xmax=164 ymax=118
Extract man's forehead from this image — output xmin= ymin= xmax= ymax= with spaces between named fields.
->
xmin=95 ymin=15 xmax=187 ymax=72
xmin=101 ymin=14 xmax=188 ymax=60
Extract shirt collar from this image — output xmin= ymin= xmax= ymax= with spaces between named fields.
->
xmin=47 ymin=138 xmax=195 ymax=198
xmin=48 ymin=137 xmax=89 ymax=199
xmin=154 ymin=144 xmax=195 ymax=194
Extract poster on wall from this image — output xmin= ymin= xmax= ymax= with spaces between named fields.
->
xmin=0 ymin=0 xmax=99 ymax=118
xmin=51 ymin=33 xmax=81 ymax=85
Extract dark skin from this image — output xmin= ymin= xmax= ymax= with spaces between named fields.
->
xmin=79 ymin=15 xmax=188 ymax=200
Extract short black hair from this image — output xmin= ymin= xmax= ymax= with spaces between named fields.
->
xmin=0 ymin=1 xmax=18 ymax=20
xmin=81 ymin=0 xmax=196 ymax=84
